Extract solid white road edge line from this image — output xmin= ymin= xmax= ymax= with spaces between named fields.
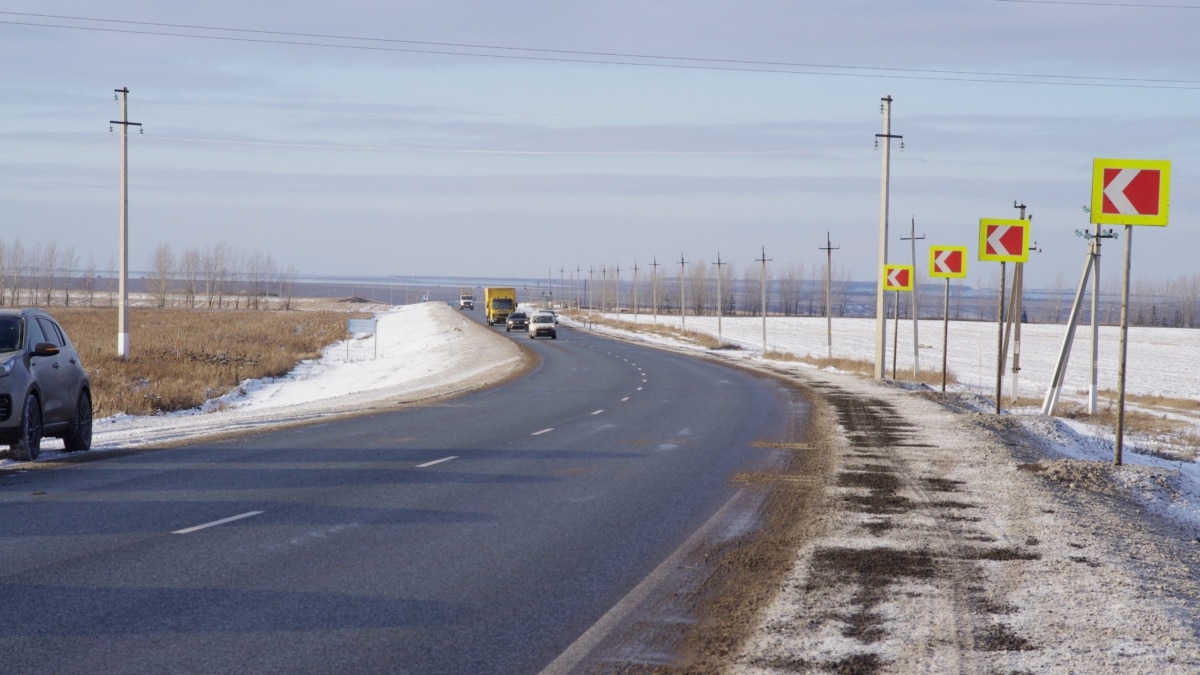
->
xmin=173 ymin=511 xmax=264 ymax=535
xmin=417 ymin=456 xmax=458 ymax=468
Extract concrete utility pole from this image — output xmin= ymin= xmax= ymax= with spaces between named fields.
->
xmin=1004 ymin=202 xmax=1033 ymax=404
xmin=632 ymin=261 xmax=639 ymax=323
xmin=901 ymin=218 xmax=925 ymax=377
xmin=874 ymin=95 xmax=902 ymax=379
xmin=820 ymin=232 xmax=839 ymax=360
xmin=756 ymin=245 xmax=771 ymax=353
xmin=713 ymin=253 xmax=727 ymax=344
xmin=614 ymin=264 xmax=621 ymax=317
xmin=650 ymin=256 xmax=660 ymax=323
xmin=678 ymin=252 xmax=688 ymax=329
xmin=111 ymin=87 xmax=141 ymax=359
xmin=588 ymin=266 xmax=594 ymax=312
xmin=600 ymin=266 xmax=608 ymax=314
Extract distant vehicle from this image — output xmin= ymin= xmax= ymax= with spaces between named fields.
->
xmin=0 ymin=308 xmax=93 ymax=460
xmin=506 ymin=311 xmax=530 ymax=332
xmin=485 ymin=287 xmax=517 ymax=325
xmin=458 ymin=287 xmax=475 ymax=310
xmin=528 ymin=313 xmax=557 ymax=339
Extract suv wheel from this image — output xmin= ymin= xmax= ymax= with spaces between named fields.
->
xmin=63 ymin=390 xmax=93 ymax=452
xmin=11 ymin=394 xmax=42 ymax=461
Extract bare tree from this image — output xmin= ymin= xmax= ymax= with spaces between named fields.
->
xmin=82 ymin=254 xmax=97 ymax=307
xmin=277 ymin=264 xmax=299 ymax=310
xmin=60 ymin=246 xmax=79 ymax=307
xmin=688 ymin=257 xmax=710 ymax=315
xmin=41 ymin=241 xmax=59 ymax=306
xmin=149 ymin=243 xmax=176 ymax=309
xmin=26 ymin=243 xmax=42 ymax=306
xmin=779 ymin=262 xmax=804 ymax=316
xmin=179 ymin=247 xmax=201 ymax=308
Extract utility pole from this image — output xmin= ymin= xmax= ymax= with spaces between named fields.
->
xmin=632 ymin=261 xmax=639 ymax=323
xmin=614 ymin=264 xmax=622 ymax=317
xmin=820 ymin=232 xmax=839 ymax=360
xmin=650 ymin=256 xmax=660 ymax=324
xmin=111 ymin=87 xmax=141 ymax=359
xmin=901 ymin=218 xmax=925 ymax=377
xmin=713 ymin=252 xmax=727 ymax=344
xmin=600 ymin=266 xmax=608 ymax=314
xmin=588 ymin=266 xmax=594 ymax=312
xmin=678 ymin=253 xmax=688 ymax=329
xmin=874 ymin=95 xmax=902 ymax=379
xmin=756 ymin=245 xmax=772 ymax=354
xmin=575 ymin=266 xmax=581 ymax=310
xmin=1005 ymin=202 xmax=1033 ymax=404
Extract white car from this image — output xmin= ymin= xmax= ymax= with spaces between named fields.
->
xmin=527 ymin=313 xmax=557 ymax=339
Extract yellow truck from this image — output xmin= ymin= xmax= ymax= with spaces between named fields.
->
xmin=484 ymin=287 xmax=517 ymax=325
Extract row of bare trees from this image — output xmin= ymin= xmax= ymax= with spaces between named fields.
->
xmin=0 ymin=238 xmax=299 ymax=311
xmin=146 ymin=242 xmax=300 ymax=310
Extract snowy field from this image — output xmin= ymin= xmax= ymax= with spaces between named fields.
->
xmin=609 ymin=311 xmax=1200 ymax=404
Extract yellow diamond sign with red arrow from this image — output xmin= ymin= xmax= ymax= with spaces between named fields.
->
xmin=1090 ymin=158 xmax=1170 ymax=226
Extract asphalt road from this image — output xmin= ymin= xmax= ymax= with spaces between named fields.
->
xmin=0 ymin=321 xmax=797 ymax=674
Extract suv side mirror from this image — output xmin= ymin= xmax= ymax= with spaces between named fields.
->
xmin=32 ymin=342 xmax=60 ymax=357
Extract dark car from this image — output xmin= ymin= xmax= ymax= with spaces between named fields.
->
xmin=505 ymin=311 xmax=530 ymax=332
xmin=528 ymin=313 xmax=557 ymax=339
xmin=0 ymin=308 xmax=92 ymax=460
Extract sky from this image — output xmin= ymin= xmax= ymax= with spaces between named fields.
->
xmin=3 ymin=1 xmax=1200 ymax=290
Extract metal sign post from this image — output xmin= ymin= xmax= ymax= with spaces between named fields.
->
xmin=1090 ymin=157 xmax=1171 ymax=465
xmin=929 ymin=246 xmax=967 ymax=393
xmin=978 ymin=218 xmax=1030 ymax=414
xmin=347 ymin=318 xmax=379 ymax=361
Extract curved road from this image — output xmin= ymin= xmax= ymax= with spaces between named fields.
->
xmin=0 ymin=320 xmax=801 ymax=673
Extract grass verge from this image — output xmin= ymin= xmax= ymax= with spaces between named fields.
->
xmin=53 ymin=307 xmax=366 ymax=418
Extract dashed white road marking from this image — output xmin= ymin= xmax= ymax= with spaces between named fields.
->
xmin=591 ymin=409 xmax=605 ymax=415
xmin=532 ymin=428 xmax=555 ymax=436
xmin=416 ymin=456 xmax=458 ymax=468
xmin=173 ymin=511 xmax=264 ymax=535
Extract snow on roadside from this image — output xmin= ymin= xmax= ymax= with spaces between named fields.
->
xmin=567 ymin=313 xmax=1200 ymax=671
xmin=4 ymin=302 xmax=523 ymax=463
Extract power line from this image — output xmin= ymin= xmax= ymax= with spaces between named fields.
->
xmin=2 ymin=11 xmax=1200 ymax=90
xmin=994 ymin=0 xmax=1200 ymax=8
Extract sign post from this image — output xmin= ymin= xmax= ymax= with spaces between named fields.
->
xmin=347 ymin=317 xmax=379 ymax=360
xmin=929 ymin=246 xmax=967 ymax=392
xmin=979 ymin=218 xmax=1030 ymax=413
xmin=1090 ymin=158 xmax=1170 ymax=465
xmin=882 ymin=264 xmax=913 ymax=379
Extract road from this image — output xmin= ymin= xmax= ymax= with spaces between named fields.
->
xmin=0 ymin=321 xmax=800 ymax=673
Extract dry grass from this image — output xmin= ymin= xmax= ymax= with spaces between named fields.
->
xmin=572 ymin=313 xmax=724 ymax=349
xmin=1060 ymin=398 xmax=1200 ymax=461
xmin=53 ymin=308 xmax=366 ymax=418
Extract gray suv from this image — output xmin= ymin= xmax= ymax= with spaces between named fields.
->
xmin=0 ymin=309 xmax=92 ymax=460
